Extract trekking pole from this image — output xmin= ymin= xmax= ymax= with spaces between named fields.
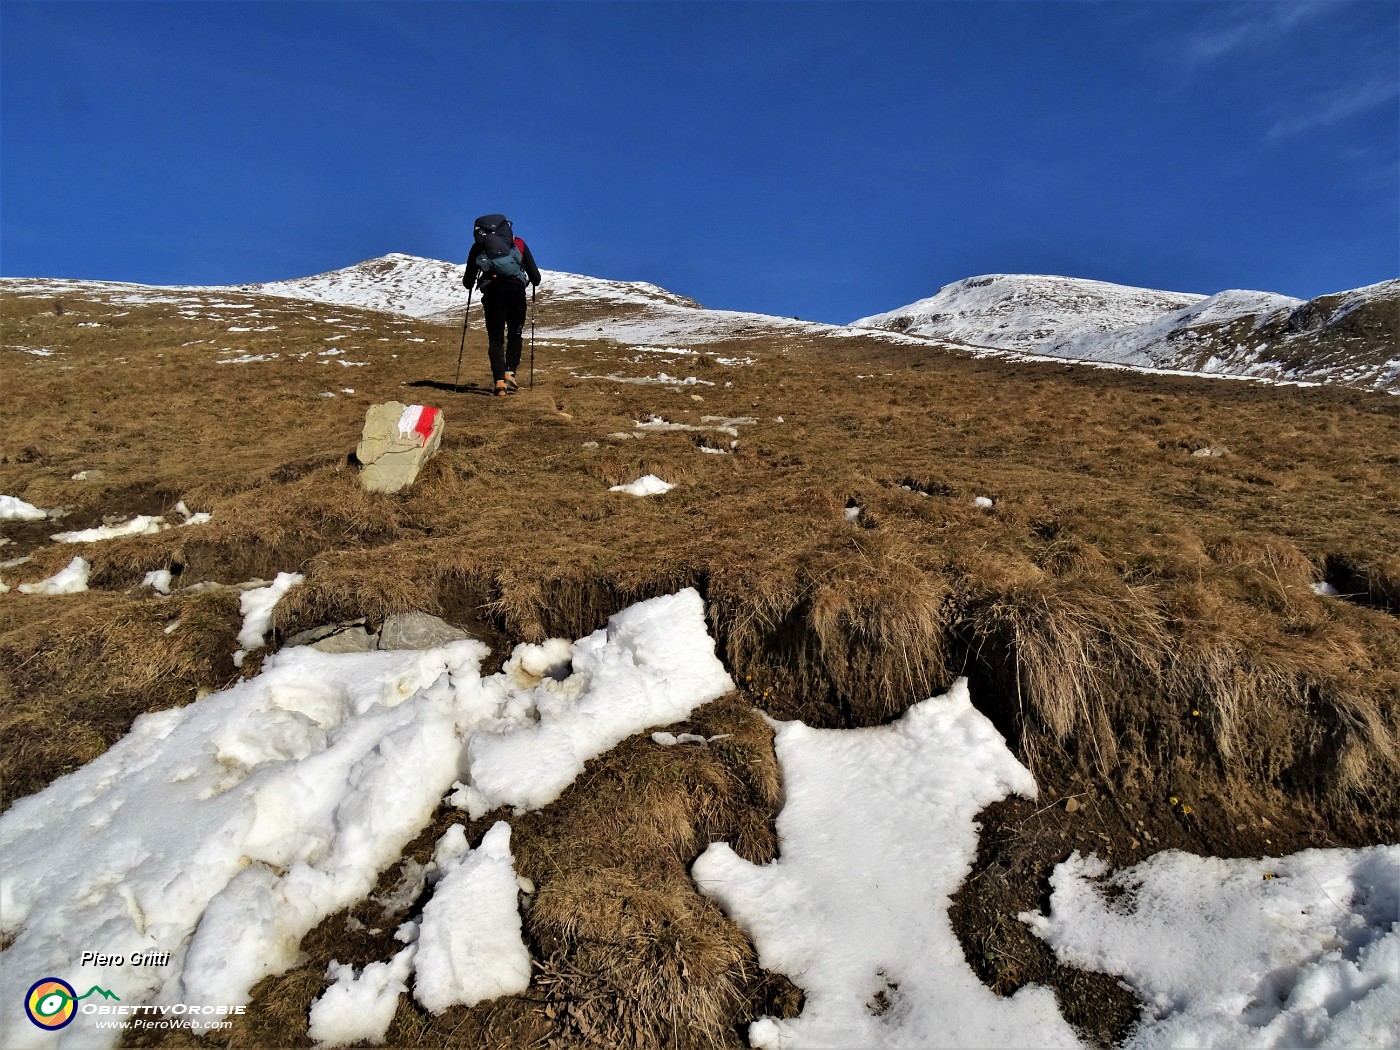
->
xmin=453 ymin=285 xmax=473 ymax=392
xmin=529 ymin=283 xmax=537 ymax=389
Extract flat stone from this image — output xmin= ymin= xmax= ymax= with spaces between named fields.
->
xmin=308 ymin=626 xmax=378 ymax=654
xmin=286 ymin=618 xmax=368 ymax=647
xmin=378 ymin=610 xmax=473 ymax=650
xmin=357 ymin=402 xmax=444 ymax=494
xmin=285 ymin=619 xmax=379 ymax=654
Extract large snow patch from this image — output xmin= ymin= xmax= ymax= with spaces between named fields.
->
xmin=692 ymin=679 xmax=1082 ymax=1048
xmin=0 ymin=588 xmax=731 ymax=1049
xmin=1023 ymin=846 xmax=1400 ymax=1048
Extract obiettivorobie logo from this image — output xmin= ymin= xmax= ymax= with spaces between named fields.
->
xmin=25 ymin=978 xmax=120 ymax=1030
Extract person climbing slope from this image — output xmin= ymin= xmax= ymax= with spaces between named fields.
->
xmin=463 ymin=214 xmax=541 ymax=396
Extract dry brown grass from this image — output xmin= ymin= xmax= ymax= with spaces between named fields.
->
xmin=4 ymin=284 xmax=1398 ymax=829
xmin=3 ymin=277 xmax=1399 ymax=1044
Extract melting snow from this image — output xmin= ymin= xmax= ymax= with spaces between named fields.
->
xmin=1024 ymin=847 xmax=1400 ymax=1048
xmin=0 ymin=495 xmax=48 ymax=521
xmin=608 ymin=474 xmax=675 ymax=497
xmin=0 ymin=590 xmax=730 ymax=1049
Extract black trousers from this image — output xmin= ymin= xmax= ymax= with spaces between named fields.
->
xmin=481 ymin=284 xmax=527 ymax=382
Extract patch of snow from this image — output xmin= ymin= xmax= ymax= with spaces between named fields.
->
xmin=576 ymin=371 xmax=715 ymax=387
xmin=413 ymin=822 xmax=530 ymax=1013
xmin=449 ymin=589 xmax=730 ymax=817
xmin=308 ymin=945 xmax=416 ymax=1047
xmin=142 ymin=569 xmax=173 ymax=595
xmin=609 ymin=474 xmax=675 ymax=497
xmin=0 ymin=495 xmax=48 ymax=521
xmin=51 ymin=515 xmax=168 ymax=543
xmin=16 ymin=556 xmax=90 ymax=595
xmin=692 ymin=679 xmax=1080 ymax=1048
xmin=216 ymin=353 xmax=277 ymax=365
xmin=232 ymin=571 xmax=303 ymax=667
xmin=1022 ymin=846 xmax=1400 ymax=1048
xmin=0 ymin=588 xmax=728 ymax=1048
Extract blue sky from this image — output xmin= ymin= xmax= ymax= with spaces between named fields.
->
xmin=2 ymin=1 xmax=1396 ymax=323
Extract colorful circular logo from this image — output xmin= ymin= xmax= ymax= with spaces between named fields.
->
xmin=25 ymin=978 xmax=77 ymax=1030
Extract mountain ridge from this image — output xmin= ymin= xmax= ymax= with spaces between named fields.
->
xmin=3 ymin=255 xmax=1393 ymax=392
xmin=853 ymin=272 xmax=1398 ymax=392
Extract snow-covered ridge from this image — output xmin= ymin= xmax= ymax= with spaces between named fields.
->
xmin=1047 ymin=288 xmax=1305 ymax=364
xmin=0 ymin=254 xmax=702 ymax=326
xmin=853 ymin=273 xmax=1399 ymax=392
xmin=239 ymin=253 xmax=701 ymax=323
xmin=851 ymin=274 xmax=1207 ymax=350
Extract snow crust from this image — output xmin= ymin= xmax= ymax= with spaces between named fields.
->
xmin=413 ymin=821 xmax=530 ymax=1013
xmin=15 ymin=555 xmax=90 ymax=594
xmin=0 ymin=589 xmax=729 ymax=1049
xmin=692 ymin=679 xmax=1082 ymax=1048
xmin=0 ymin=494 xmax=48 ymax=521
xmin=609 ymin=474 xmax=675 ymax=496
xmin=1024 ymin=847 xmax=1400 ymax=1048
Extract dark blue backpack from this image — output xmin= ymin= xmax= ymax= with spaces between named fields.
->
xmin=473 ymin=214 xmax=525 ymax=284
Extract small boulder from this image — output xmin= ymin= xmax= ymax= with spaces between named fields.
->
xmin=284 ymin=619 xmax=379 ymax=654
xmin=379 ymin=611 xmax=473 ymax=650
xmin=357 ymin=403 xmax=444 ymax=494
xmin=309 ymin=626 xmax=379 ymax=654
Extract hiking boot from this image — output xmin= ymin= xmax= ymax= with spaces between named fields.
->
xmin=503 ymin=371 xmax=519 ymax=392
xmin=494 ymin=380 xmax=508 ymax=397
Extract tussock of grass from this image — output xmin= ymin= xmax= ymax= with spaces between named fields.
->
xmin=0 ymin=588 xmax=240 ymax=806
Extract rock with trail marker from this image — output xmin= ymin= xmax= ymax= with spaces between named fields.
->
xmin=357 ymin=402 xmax=444 ymax=494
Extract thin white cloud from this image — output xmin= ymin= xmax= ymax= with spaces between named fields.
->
xmin=1181 ymin=2 xmax=1332 ymax=66
xmin=1268 ymin=74 xmax=1400 ymax=138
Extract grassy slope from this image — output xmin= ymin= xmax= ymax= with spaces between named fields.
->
xmin=2 ymin=283 xmax=1398 ymax=1047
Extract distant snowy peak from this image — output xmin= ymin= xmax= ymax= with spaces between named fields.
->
xmin=851 ymin=274 xmax=1206 ymax=350
xmin=854 ymin=273 xmax=1399 ymax=392
xmin=1051 ymin=279 xmax=1399 ymax=390
xmin=1046 ymin=289 xmax=1305 ymax=363
xmin=240 ymin=253 xmax=700 ymax=323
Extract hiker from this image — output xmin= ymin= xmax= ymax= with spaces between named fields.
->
xmin=463 ymin=214 xmax=541 ymax=396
